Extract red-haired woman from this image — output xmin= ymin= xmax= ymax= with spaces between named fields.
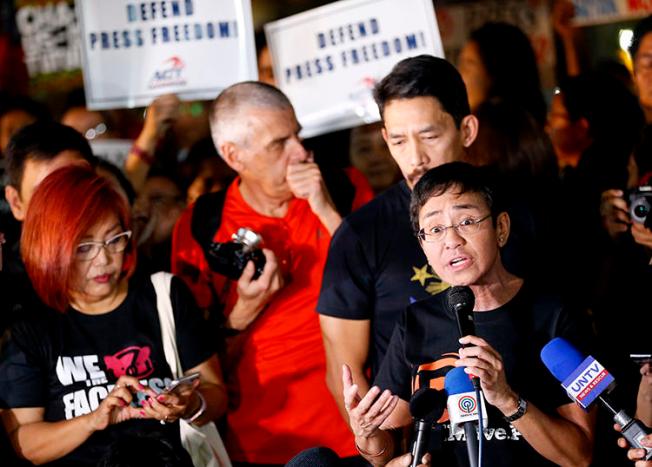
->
xmin=0 ymin=165 xmax=226 ymax=466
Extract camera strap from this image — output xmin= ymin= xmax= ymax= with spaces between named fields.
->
xmin=189 ymin=167 xmax=356 ymax=265
xmin=190 ymin=189 xmax=228 ymax=265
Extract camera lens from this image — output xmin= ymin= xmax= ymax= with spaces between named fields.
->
xmin=634 ymin=204 xmax=649 ymax=218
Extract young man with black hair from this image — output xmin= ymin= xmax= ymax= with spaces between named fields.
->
xmin=1 ymin=121 xmax=94 ymax=275
xmin=317 ymin=55 xmax=478 ymax=421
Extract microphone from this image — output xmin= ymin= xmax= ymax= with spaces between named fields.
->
xmin=444 ymin=367 xmax=488 ymax=467
xmin=408 ymin=387 xmax=446 ymax=467
xmin=541 ymin=337 xmax=652 ymax=461
xmin=446 ymin=286 xmax=480 ymax=389
xmin=447 ymin=286 xmax=476 ymax=339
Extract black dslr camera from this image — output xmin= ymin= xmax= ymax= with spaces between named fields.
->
xmin=207 ymin=228 xmax=266 ymax=280
xmin=629 ymin=186 xmax=652 ymax=229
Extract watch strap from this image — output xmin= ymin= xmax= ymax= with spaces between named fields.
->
xmin=504 ymin=396 xmax=528 ymax=423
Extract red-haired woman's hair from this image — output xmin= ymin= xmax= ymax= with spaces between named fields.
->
xmin=21 ymin=165 xmax=136 ymax=312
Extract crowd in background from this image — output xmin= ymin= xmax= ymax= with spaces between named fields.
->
xmin=0 ymin=1 xmax=651 ymax=466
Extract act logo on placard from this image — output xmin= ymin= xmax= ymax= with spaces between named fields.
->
xmin=149 ymin=56 xmax=187 ymax=89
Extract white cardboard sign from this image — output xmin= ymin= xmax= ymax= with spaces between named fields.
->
xmin=265 ymin=0 xmax=444 ymax=138
xmin=572 ymin=0 xmax=652 ymax=26
xmin=77 ymin=0 xmax=257 ymax=110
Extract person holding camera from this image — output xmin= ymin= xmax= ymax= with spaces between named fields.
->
xmin=170 ymin=82 xmax=358 ymax=465
xmin=0 ymin=165 xmax=226 ymax=466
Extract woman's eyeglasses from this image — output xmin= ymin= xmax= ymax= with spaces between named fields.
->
xmin=75 ymin=231 xmax=132 ymax=261
xmin=417 ymin=214 xmax=491 ymax=243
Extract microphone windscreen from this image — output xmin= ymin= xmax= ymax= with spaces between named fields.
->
xmin=409 ymin=387 xmax=446 ymax=422
xmin=444 ymin=366 xmax=474 ymax=395
xmin=446 ymin=286 xmax=475 ymax=313
xmin=540 ymin=337 xmax=585 ymax=382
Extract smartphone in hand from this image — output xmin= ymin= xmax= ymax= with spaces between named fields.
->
xmin=162 ymin=373 xmax=200 ymax=396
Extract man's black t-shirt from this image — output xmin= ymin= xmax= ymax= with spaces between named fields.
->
xmin=317 ymin=181 xmax=447 ymax=377
xmin=0 ymin=273 xmax=214 ymax=466
xmin=374 ymin=283 xmax=591 ymax=467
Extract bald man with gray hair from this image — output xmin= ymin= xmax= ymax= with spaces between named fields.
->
xmin=171 ymin=82 xmax=358 ymax=465
xmin=209 ymin=81 xmax=292 ymax=148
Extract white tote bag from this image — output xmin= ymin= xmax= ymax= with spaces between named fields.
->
xmin=151 ymin=272 xmax=232 ymax=467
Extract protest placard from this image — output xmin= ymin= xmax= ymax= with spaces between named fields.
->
xmin=265 ymin=0 xmax=443 ymax=138
xmin=571 ymin=0 xmax=652 ymax=26
xmin=77 ymin=0 xmax=257 ymax=109
xmin=14 ymin=0 xmax=83 ymax=98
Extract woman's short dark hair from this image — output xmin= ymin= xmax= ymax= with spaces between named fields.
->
xmin=410 ymin=162 xmax=500 ymax=234
xmin=373 ymin=55 xmax=471 ymax=128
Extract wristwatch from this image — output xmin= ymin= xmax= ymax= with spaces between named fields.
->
xmin=504 ymin=395 xmax=528 ymax=423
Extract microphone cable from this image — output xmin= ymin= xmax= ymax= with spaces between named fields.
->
xmin=475 ymin=385 xmax=484 ymax=467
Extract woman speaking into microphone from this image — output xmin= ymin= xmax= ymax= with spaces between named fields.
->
xmin=342 ymin=162 xmax=595 ymax=467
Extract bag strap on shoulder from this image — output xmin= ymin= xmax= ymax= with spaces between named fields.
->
xmin=151 ymin=271 xmax=183 ymax=378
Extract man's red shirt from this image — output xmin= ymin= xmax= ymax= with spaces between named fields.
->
xmin=171 ymin=179 xmax=356 ymax=463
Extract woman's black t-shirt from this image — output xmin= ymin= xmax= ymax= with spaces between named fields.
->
xmin=0 ymin=273 xmax=214 ymax=466
xmin=374 ymin=283 xmax=592 ymax=467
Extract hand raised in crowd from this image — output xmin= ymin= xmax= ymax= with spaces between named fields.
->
xmin=342 ymin=363 xmax=398 ymax=454
xmin=552 ymin=0 xmax=577 ymax=40
xmin=85 ymin=376 xmax=156 ymax=431
xmin=141 ymin=93 xmax=181 ymax=141
xmin=228 ymin=249 xmax=284 ymax=331
xmin=141 ymin=378 xmax=201 ymax=424
xmin=601 ymin=189 xmax=631 ymax=239
xmin=386 ymin=452 xmax=431 ymax=467
xmin=127 ymin=93 xmax=182 ymax=191
xmin=616 ymin=429 xmax=652 ymax=466
xmin=456 ymin=336 xmax=518 ymax=415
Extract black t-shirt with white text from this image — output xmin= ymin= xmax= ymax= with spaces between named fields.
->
xmin=374 ymin=283 xmax=592 ymax=467
xmin=317 ymin=181 xmax=447 ymax=377
xmin=0 ymin=273 xmax=214 ymax=466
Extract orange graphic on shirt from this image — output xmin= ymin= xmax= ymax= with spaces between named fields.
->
xmin=412 ymin=353 xmax=459 ymax=423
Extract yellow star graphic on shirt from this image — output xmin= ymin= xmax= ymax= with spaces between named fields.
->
xmin=411 ymin=264 xmax=435 ymax=286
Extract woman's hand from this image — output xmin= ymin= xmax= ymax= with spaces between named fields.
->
xmin=87 ymin=376 xmax=155 ymax=431
xmin=342 ymin=364 xmax=398 ymax=439
xmin=142 ymin=378 xmax=202 ymax=424
xmin=456 ymin=336 xmax=518 ymax=415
